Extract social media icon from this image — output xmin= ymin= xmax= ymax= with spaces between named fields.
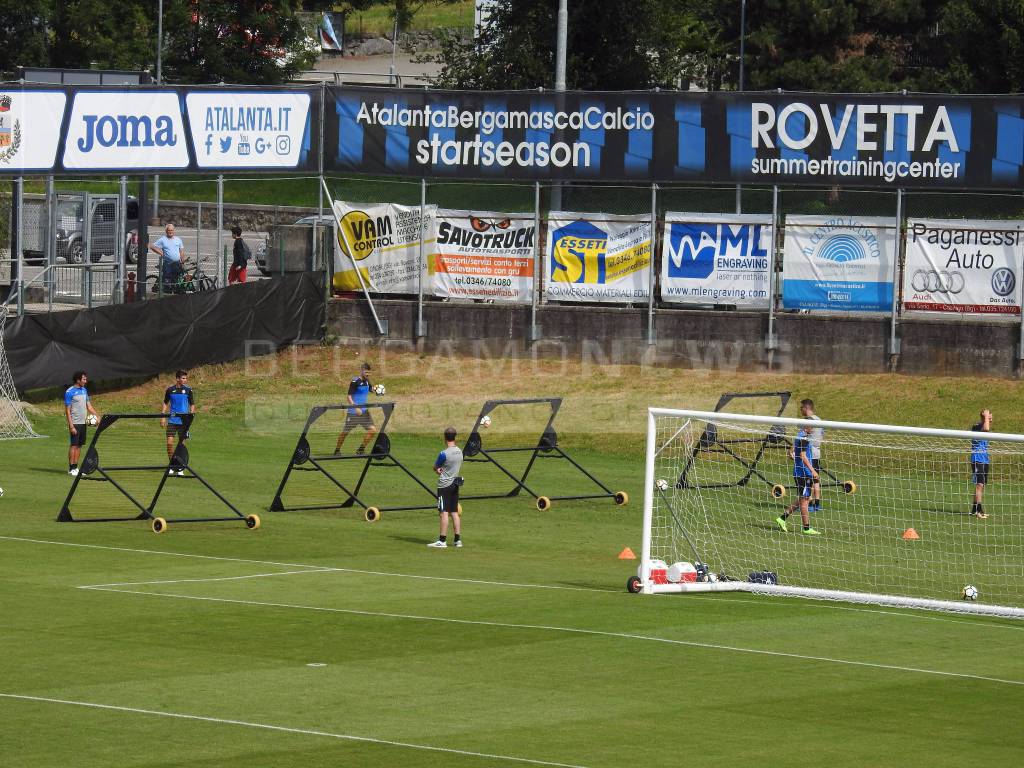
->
xmin=254 ymin=137 xmax=268 ymax=154
xmin=219 ymin=136 xmax=232 ymax=153
xmin=204 ymin=134 xmax=213 ymax=155
xmin=238 ymin=135 xmax=251 ymax=155
xmin=276 ymin=135 xmax=291 ymax=155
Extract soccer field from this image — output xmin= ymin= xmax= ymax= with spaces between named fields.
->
xmin=3 ymin=352 xmax=1023 ymax=767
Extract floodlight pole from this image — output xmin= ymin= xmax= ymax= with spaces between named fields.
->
xmin=735 ymin=0 xmax=746 ymax=215
xmin=551 ymin=0 xmax=568 ymax=211
xmin=889 ymin=188 xmax=903 ymax=366
xmin=152 ymin=0 xmax=163 ymax=225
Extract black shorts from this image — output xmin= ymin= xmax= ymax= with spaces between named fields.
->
xmin=795 ymin=476 xmax=813 ymax=498
xmin=971 ymin=462 xmax=989 ymax=485
xmin=343 ymin=411 xmax=374 ymax=431
xmin=811 ymin=459 xmax=821 ymax=473
xmin=437 ymin=485 xmax=460 ymax=513
xmin=69 ymin=424 xmax=87 ymax=447
xmin=166 ymin=423 xmax=189 ymax=440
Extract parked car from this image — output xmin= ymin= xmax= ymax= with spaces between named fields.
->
xmin=24 ymin=196 xmax=139 ymax=265
xmin=254 ymin=214 xmax=334 ymax=276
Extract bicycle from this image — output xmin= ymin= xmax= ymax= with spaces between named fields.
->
xmin=146 ymin=259 xmax=219 ymax=296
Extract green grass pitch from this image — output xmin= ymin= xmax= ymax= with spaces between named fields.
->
xmin=2 ymin=351 xmax=1023 ymax=767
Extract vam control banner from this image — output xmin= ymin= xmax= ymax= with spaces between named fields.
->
xmin=782 ymin=215 xmax=897 ymax=312
xmin=432 ymin=210 xmax=535 ymax=302
xmin=545 ymin=212 xmax=652 ymax=303
xmin=661 ymin=213 xmax=773 ymax=308
xmin=332 ymin=201 xmax=435 ymax=294
xmin=902 ymin=219 xmax=1023 ymax=315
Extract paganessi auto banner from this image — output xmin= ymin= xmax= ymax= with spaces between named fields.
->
xmin=332 ymin=201 xmax=435 ymax=294
xmin=902 ymin=219 xmax=1024 ymax=315
xmin=660 ymin=213 xmax=773 ymax=308
xmin=545 ymin=212 xmax=652 ymax=303
xmin=782 ymin=215 xmax=897 ymax=312
xmin=432 ymin=210 xmax=535 ymax=303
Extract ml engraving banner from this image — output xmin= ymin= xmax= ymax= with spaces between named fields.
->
xmin=432 ymin=210 xmax=535 ymax=303
xmin=661 ymin=213 xmax=772 ymax=308
xmin=902 ymin=219 xmax=1023 ymax=315
xmin=782 ymin=216 xmax=897 ymax=312
xmin=545 ymin=212 xmax=652 ymax=303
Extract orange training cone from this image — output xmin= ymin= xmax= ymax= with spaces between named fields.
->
xmin=902 ymin=528 xmax=920 ymax=540
xmin=618 ymin=547 xmax=637 ymax=560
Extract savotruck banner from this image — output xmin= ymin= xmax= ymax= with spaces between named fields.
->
xmin=332 ymin=201 xmax=435 ymax=295
xmin=545 ymin=212 xmax=652 ymax=303
xmin=661 ymin=213 xmax=773 ymax=308
xmin=432 ymin=210 xmax=535 ymax=303
xmin=902 ymin=219 xmax=1023 ymax=315
xmin=782 ymin=216 xmax=897 ymax=312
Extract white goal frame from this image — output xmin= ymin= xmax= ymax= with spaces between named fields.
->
xmin=641 ymin=408 xmax=1024 ymax=619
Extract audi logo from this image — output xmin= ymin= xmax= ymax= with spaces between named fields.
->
xmin=911 ymin=270 xmax=965 ymax=294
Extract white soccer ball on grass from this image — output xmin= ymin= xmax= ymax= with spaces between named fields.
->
xmin=962 ymin=585 xmax=978 ymax=601
xmin=373 ymin=383 xmax=386 ymax=396
xmin=480 ymin=415 xmax=492 ymax=428
xmin=655 ymin=479 xmax=669 ymax=491
xmin=87 ymin=414 xmax=98 ymax=426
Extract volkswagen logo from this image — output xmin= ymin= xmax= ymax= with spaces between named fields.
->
xmin=992 ymin=267 xmax=1016 ymax=297
xmin=911 ymin=270 xmax=964 ymax=294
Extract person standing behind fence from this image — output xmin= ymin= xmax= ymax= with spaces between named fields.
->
xmin=149 ymin=223 xmax=187 ymax=288
xmin=229 ymin=225 xmax=250 ymax=284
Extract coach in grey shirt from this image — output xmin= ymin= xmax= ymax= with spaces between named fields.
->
xmin=428 ymin=426 xmax=463 ymax=548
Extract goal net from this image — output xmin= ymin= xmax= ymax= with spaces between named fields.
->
xmin=0 ymin=307 xmax=40 ymax=440
xmin=641 ymin=408 xmax=1024 ymax=618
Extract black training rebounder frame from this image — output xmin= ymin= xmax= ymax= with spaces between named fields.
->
xmin=676 ymin=391 xmax=855 ymax=497
xmin=459 ymin=397 xmax=628 ymax=511
xmin=270 ymin=402 xmax=438 ymax=519
xmin=57 ymin=414 xmax=257 ymax=532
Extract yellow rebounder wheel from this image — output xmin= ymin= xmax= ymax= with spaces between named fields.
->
xmin=614 ymin=491 xmax=629 ymax=506
xmin=843 ymin=480 xmax=858 ymax=494
xmin=364 ymin=506 xmax=381 ymax=522
xmin=536 ymin=496 xmax=551 ymax=511
xmin=771 ymin=484 xmax=787 ymax=499
xmin=245 ymin=514 xmax=261 ymax=530
xmin=456 ymin=503 xmax=463 ymax=514
xmin=151 ymin=517 xmax=168 ymax=534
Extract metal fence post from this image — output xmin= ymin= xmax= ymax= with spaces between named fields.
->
xmin=46 ymin=175 xmax=55 ymax=310
xmin=647 ymin=183 xmax=657 ymax=345
xmin=196 ymin=201 xmax=202 ymax=274
xmin=889 ymin=188 xmax=903 ymax=364
xmin=118 ymin=175 xmax=127 ymax=303
xmin=14 ymin=176 xmax=23 ymax=315
xmin=82 ymin=192 xmax=91 ymax=307
xmin=416 ymin=177 xmax=427 ymax=338
xmin=766 ymin=185 xmax=779 ymax=357
xmin=530 ymin=181 xmax=541 ymax=342
xmin=216 ymin=175 xmax=224 ymax=287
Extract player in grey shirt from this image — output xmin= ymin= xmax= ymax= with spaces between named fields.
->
xmin=428 ymin=426 xmax=464 ymax=548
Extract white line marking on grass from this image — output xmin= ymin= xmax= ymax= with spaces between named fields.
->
xmin=0 ymin=693 xmax=590 ymax=768
xmin=78 ymin=569 xmax=335 ymax=589
xmin=84 ymin=587 xmax=1024 ymax=688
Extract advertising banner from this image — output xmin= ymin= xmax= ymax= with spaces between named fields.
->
xmin=0 ymin=90 xmax=66 ymax=172
xmin=545 ymin=212 xmax=652 ymax=303
xmin=185 ymin=91 xmax=312 ymax=169
xmin=782 ymin=215 xmax=897 ymax=312
xmin=661 ymin=213 xmax=773 ymax=308
xmin=331 ymin=200 xmax=435 ymax=295
xmin=902 ymin=219 xmax=1023 ymax=315
xmin=432 ymin=210 xmax=535 ymax=302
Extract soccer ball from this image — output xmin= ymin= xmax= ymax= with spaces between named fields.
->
xmin=0 ymin=487 xmax=4 ymax=497
xmin=480 ymin=415 xmax=492 ymax=428
xmin=655 ymin=478 xmax=669 ymax=491
xmin=963 ymin=585 xmax=979 ymax=601
xmin=373 ymin=383 xmax=386 ymax=396
xmin=87 ymin=414 xmax=98 ymax=426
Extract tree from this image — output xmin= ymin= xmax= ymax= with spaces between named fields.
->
xmin=428 ymin=0 xmax=700 ymax=90
xmin=0 ymin=0 xmax=51 ymax=77
xmin=50 ymin=0 xmax=154 ymax=72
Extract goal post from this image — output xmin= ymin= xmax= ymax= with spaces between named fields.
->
xmin=0 ymin=307 xmax=41 ymax=440
xmin=640 ymin=408 xmax=1024 ymax=619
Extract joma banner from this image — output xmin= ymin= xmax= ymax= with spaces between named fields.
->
xmin=332 ymin=201 xmax=435 ymax=295
xmin=661 ymin=213 xmax=773 ymax=308
xmin=902 ymin=219 xmax=1023 ymax=315
xmin=545 ymin=212 xmax=652 ymax=303
xmin=782 ymin=215 xmax=897 ymax=312
xmin=432 ymin=210 xmax=535 ymax=303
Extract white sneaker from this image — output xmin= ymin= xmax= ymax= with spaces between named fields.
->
xmin=176 ymin=469 xmax=186 ymax=477
xmin=454 ymin=540 xmax=463 ymax=548
xmin=168 ymin=469 xmax=175 ymax=476
xmin=69 ymin=468 xmax=79 ymax=477
xmin=427 ymin=540 xmax=447 ymax=548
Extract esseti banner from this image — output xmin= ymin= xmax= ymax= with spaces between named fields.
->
xmin=902 ymin=219 xmax=1023 ymax=315
xmin=432 ymin=210 xmax=535 ymax=303
xmin=331 ymin=200 xmax=434 ymax=295
xmin=545 ymin=212 xmax=652 ymax=303
xmin=782 ymin=215 xmax=897 ymax=312
xmin=0 ymin=90 xmax=65 ymax=172
xmin=62 ymin=91 xmax=190 ymax=170
xmin=186 ymin=91 xmax=313 ymax=169
xmin=660 ymin=213 xmax=772 ymax=308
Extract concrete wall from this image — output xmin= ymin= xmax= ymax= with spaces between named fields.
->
xmin=327 ymin=298 xmax=1023 ymax=378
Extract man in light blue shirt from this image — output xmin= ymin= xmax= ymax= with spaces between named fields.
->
xmin=149 ymin=223 xmax=187 ymax=287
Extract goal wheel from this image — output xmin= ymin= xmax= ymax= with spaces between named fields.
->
xmin=245 ymin=514 xmax=261 ymax=530
xmin=842 ymin=480 xmax=857 ymax=494
xmin=626 ymin=576 xmax=643 ymax=594
xmin=536 ymin=496 xmax=551 ymax=511
xmin=364 ymin=506 xmax=381 ymax=523
xmin=771 ymin=484 xmax=787 ymax=499
xmin=456 ymin=503 xmax=463 ymax=514
xmin=614 ymin=491 xmax=629 ymax=506
xmin=151 ymin=517 xmax=168 ymax=534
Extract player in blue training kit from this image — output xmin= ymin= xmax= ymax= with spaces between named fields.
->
xmin=64 ymin=370 xmax=100 ymax=476
xmin=775 ymin=426 xmax=821 ymax=535
xmin=161 ymin=369 xmax=195 ymax=475
xmin=335 ymin=361 xmax=377 ymax=455
xmin=970 ymin=409 xmax=992 ymax=519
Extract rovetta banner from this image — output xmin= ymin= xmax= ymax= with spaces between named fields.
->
xmin=902 ymin=219 xmax=1023 ymax=315
xmin=660 ymin=213 xmax=773 ymax=308
xmin=432 ymin=209 xmax=535 ymax=303
xmin=782 ymin=215 xmax=897 ymax=312
xmin=545 ymin=212 xmax=652 ymax=303
xmin=332 ymin=200 xmax=434 ymax=295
